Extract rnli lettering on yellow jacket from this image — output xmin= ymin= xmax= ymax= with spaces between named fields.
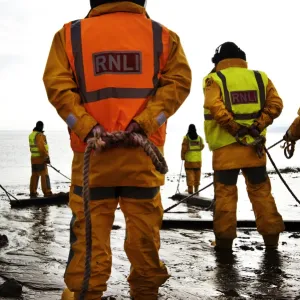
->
xmin=203 ymin=68 xmax=268 ymax=151
xmin=184 ymin=135 xmax=202 ymax=162
xmin=64 ymin=13 xmax=170 ymax=152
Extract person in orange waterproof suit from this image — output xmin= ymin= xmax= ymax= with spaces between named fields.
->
xmin=29 ymin=121 xmax=52 ymax=197
xmin=43 ymin=0 xmax=191 ymax=299
xmin=181 ymin=124 xmax=204 ymax=194
xmin=203 ymin=42 xmax=285 ymax=251
xmin=283 ymin=108 xmax=300 ymax=142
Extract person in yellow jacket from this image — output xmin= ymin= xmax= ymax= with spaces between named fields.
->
xmin=203 ymin=42 xmax=285 ymax=251
xmin=43 ymin=1 xmax=191 ymax=299
xmin=29 ymin=121 xmax=52 ymax=197
xmin=181 ymin=124 xmax=204 ymax=194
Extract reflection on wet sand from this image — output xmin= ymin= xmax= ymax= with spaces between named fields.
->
xmin=255 ymin=250 xmax=285 ymax=299
xmin=213 ymin=251 xmax=242 ymax=297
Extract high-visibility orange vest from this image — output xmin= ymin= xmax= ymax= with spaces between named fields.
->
xmin=64 ymin=13 xmax=170 ymax=152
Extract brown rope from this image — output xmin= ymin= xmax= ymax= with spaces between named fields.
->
xmin=282 ymin=140 xmax=295 ymax=159
xmin=235 ymin=135 xmax=266 ymax=158
xmin=79 ymin=131 xmax=168 ymax=300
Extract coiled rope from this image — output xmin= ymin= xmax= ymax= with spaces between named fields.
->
xmin=79 ymin=131 xmax=168 ymax=300
xmin=235 ymin=135 xmax=266 ymax=158
xmin=282 ymin=139 xmax=295 ymax=159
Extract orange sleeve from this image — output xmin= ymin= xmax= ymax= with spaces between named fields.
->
xmin=181 ymin=137 xmax=188 ymax=160
xmin=288 ymin=109 xmax=300 ymax=139
xmin=255 ymin=78 xmax=283 ymax=131
xmin=203 ymin=77 xmax=241 ymax=136
xmin=36 ymin=134 xmax=48 ymax=159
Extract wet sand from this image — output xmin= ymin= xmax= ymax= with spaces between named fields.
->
xmin=1 ymin=173 xmax=300 ymax=299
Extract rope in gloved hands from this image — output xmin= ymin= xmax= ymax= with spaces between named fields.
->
xmin=235 ymin=134 xmax=266 ymax=158
xmin=79 ymin=130 xmax=168 ymax=300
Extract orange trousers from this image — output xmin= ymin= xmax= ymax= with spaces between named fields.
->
xmin=30 ymin=163 xmax=52 ymax=196
xmin=185 ymin=167 xmax=201 ymax=193
xmin=63 ymin=185 xmax=169 ymax=300
xmin=213 ymin=166 xmax=285 ymax=240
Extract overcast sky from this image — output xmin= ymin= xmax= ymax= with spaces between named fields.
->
xmin=0 ymin=0 xmax=298 ymax=135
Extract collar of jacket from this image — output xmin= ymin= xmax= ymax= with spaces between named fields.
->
xmin=216 ymin=58 xmax=248 ymax=72
xmin=33 ymin=128 xmax=44 ymax=133
xmin=88 ymin=2 xmax=146 ymax=18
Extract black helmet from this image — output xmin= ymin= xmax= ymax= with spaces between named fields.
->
xmin=90 ymin=0 xmax=146 ymax=9
xmin=34 ymin=121 xmax=44 ymax=132
xmin=36 ymin=121 xmax=44 ymax=130
xmin=211 ymin=42 xmax=246 ymax=65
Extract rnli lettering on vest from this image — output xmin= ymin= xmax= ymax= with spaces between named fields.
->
xmin=190 ymin=141 xmax=200 ymax=146
xmin=230 ymin=90 xmax=258 ymax=104
xmin=93 ymin=51 xmax=142 ymax=75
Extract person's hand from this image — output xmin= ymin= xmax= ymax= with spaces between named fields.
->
xmin=125 ymin=121 xmax=145 ymax=135
xmin=45 ymin=157 xmax=51 ymax=164
xmin=248 ymin=124 xmax=260 ymax=138
xmin=283 ymin=131 xmax=290 ymax=142
xmin=283 ymin=130 xmax=298 ymax=142
xmin=236 ymin=126 xmax=249 ymax=138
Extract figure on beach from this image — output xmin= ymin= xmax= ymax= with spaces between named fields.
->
xmin=29 ymin=121 xmax=52 ymax=198
xmin=181 ymin=124 xmax=204 ymax=194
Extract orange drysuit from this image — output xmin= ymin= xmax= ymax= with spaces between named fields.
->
xmin=204 ymin=58 xmax=284 ymax=249
xmin=29 ymin=131 xmax=52 ymax=197
xmin=43 ymin=2 xmax=191 ymax=300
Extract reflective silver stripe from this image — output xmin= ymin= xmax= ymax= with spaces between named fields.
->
xmin=217 ymin=71 xmax=231 ymax=112
xmin=216 ymin=70 xmax=264 ymax=120
xmin=234 ymin=112 xmax=261 ymax=120
xmin=253 ymin=71 xmax=266 ymax=108
xmin=204 ymin=112 xmax=261 ymax=121
xmin=73 ymin=185 xmax=159 ymax=200
xmin=152 ymin=20 xmax=163 ymax=92
xmin=80 ymin=87 xmax=153 ymax=102
xmin=70 ymin=19 xmax=162 ymax=103
xmin=71 ymin=20 xmax=87 ymax=103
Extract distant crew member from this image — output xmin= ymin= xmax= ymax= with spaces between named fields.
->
xmin=29 ymin=121 xmax=52 ymax=197
xmin=181 ymin=124 xmax=204 ymax=194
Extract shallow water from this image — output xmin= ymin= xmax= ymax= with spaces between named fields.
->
xmin=1 ymin=173 xmax=300 ymax=299
xmin=1 ymin=130 xmax=300 ymax=299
